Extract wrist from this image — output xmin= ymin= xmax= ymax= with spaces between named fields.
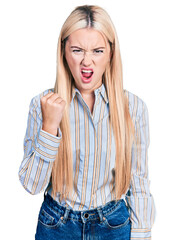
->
xmin=42 ymin=123 xmax=58 ymax=136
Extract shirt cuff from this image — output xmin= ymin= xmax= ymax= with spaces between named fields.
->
xmin=32 ymin=127 xmax=62 ymax=162
xmin=131 ymin=228 xmax=151 ymax=239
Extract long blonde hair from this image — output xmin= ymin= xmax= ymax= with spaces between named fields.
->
xmin=52 ymin=5 xmax=135 ymax=201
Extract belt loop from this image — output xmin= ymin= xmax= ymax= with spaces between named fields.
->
xmin=44 ymin=189 xmax=47 ymax=197
xmin=62 ymin=208 xmax=70 ymax=224
xmin=44 ymin=189 xmax=47 ymax=200
xmin=44 ymin=182 xmax=52 ymax=198
xmin=97 ymin=207 xmax=104 ymax=222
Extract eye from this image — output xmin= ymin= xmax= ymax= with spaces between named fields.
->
xmin=94 ymin=49 xmax=104 ymax=54
xmin=72 ymin=49 xmax=83 ymax=53
xmin=73 ymin=49 xmax=80 ymax=52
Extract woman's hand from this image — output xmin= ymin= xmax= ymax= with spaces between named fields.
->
xmin=40 ymin=92 xmax=66 ymax=136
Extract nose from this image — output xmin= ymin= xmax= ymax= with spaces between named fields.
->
xmin=81 ymin=52 xmax=92 ymax=66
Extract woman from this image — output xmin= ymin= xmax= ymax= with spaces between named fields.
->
xmin=18 ymin=5 xmax=156 ymax=240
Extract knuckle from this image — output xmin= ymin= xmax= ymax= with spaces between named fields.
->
xmin=47 ymin=98 xmax=53 ymax=104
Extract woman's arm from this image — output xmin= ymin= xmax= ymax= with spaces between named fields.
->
xmin=125 ymin=99 xmax=156 ymax=239
xmin=18 ymin=93 xmax=62 ymax=195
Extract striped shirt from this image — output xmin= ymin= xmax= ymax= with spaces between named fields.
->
xmin=18 ymin=83 xmax=156 ymax=239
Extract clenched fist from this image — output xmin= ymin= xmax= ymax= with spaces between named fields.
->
xmin=40 ymin=92 xmax=66 ymax=136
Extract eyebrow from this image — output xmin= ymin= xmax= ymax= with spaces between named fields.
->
xmin=70 ymin=46 xmax=106 ymax=50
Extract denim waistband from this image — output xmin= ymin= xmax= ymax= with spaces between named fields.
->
xmin=43 ymin=192 xmax=125 ymax=223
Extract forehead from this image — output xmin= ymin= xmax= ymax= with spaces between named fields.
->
xmin=67 ymin=28 xmax=107 ymax=48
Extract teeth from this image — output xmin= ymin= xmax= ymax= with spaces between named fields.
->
xmin=82 ymin=70 xmax=93 ymax=73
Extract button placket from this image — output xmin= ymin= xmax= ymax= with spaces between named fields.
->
xmin=96 ymin=97 xmax=100 ymax=105
xmin=92 ymin=93 xmax=100 ymax=120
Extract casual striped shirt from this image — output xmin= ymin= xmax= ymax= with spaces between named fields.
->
xmin=18 ymin=83 xmax=156 ymax=239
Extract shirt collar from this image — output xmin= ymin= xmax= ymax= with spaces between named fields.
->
xmin=72 ymin=83 xmax=109 ymax=104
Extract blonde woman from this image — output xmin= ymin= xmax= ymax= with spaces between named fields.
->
xmin=18 ymin=5 xmax=156 ymax=240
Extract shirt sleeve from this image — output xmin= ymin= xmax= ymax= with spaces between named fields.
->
xmin=125 ymin=100 xmax=156 ymax=240
xmin=18 ymin=95 xmax=62 ymax=195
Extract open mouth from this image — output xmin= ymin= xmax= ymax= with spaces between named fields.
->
xmin=81 ymin=69 xmax=94 ymax=79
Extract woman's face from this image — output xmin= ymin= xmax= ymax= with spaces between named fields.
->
xmin=64 ymin=28 xmax=111 ymax=95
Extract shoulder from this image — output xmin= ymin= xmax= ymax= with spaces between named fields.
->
xmin=29 ymin=87 xmax=54 ymax=119
xmin=124 ymin=89 xmax=148 ymax=122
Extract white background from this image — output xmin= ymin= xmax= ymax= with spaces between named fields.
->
xmin=0 ymin=0 xmax=174 ymax=239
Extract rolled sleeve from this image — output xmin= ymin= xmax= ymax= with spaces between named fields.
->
xmin=32 ymin=128 xmax=62 ymax=162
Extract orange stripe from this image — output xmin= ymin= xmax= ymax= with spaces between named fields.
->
xmin=100 ymin=116 xmax=109 ymax=205
xmin=40 ymin=162 xmax=53 ymax=193
xmin=37 ymin=137 xmax=61 ymax=151
xmin=143 ymin=103 xmax=148 ymax=178
xmin=19 ymin=151 xmax=34 ymax=177
xmin=131 ymin=228 xmax=151 ymax=233
xmin=88 ymin=122 xmax=97 ymax=209
xmin=24 ymin=110 xmax=32 ymax=159
xmin=31 ymin=158 xmax=44 ymax=194
xmin=136 ymin=119 xmax=141 ymax=176
xmin=40 ymin=130 xmax=61 ymax=143
xmin=144 ymin=197 xmax=148 ymax=229
xmin=33 ymin=145 xmax=57 ymax=159
xmin=23 ymin=152 xmax=35 ymax=189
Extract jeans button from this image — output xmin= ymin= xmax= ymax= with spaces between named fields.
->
xmin=84 ymin=213 xmax=89 ymax=218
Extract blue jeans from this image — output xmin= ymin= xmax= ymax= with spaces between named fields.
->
xmin=35 ymin=192 xmax=131 ymax=240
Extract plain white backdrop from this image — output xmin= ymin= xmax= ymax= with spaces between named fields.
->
xmin=0 ymin=0 xmax=174 ymax=239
